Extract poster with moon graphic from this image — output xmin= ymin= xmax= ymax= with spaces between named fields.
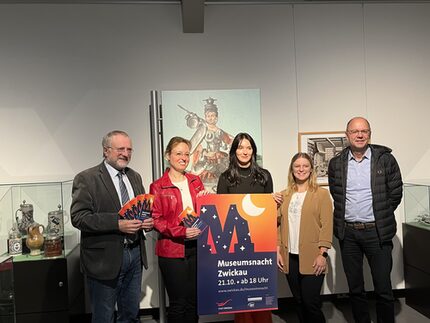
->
xmin=196 ymin=193 xmax=277 ymax=315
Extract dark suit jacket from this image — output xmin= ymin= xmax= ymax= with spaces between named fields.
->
xmin=71 ymin=162 xmax=148 ymax=280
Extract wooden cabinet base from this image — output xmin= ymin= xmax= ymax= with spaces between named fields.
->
xmin=403 ymin=223 xmax=430 ymax=319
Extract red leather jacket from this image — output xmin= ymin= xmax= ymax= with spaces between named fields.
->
xmin=149 ymin=169 xmax=205 ymax=258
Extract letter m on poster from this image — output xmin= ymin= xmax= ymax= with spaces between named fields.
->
xmin=197 ymin=194 xmax=278 ymax=315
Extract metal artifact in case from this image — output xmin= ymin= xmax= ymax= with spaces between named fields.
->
xmin=0 ymin=180 xmax=79 ymax=260
xmin=404 ymin=181 xmax=430 ymax=229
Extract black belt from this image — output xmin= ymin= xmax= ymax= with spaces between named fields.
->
xmin=124 ymin=240 xmax=140 ymax=249
xmin=345 ymin=221 xmax=376 ymax=230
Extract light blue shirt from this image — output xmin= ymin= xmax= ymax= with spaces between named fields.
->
xmin=104 ymin=161 xmax=135 ymax=203
xmin=345 ymin=147 xmax=375 ymax=222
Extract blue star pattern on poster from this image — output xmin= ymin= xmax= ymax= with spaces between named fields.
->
xmin=199 ymin=204 xmax=254 ymax=255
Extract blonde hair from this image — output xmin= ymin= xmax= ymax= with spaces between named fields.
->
xmin=286 ymin=152 xmax=318 ymax=194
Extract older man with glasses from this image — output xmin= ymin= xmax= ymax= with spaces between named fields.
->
xmin=71 ymin=130 xmax=154 ymax=323
xmin=328 ymin=117 xmax=403 ymax=323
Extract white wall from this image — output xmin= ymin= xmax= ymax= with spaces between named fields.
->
xmin=1 ymin=1 xmax=430 ymax=310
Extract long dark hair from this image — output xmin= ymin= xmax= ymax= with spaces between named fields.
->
xmin=224 ymin=132 xmax=268 ymax=186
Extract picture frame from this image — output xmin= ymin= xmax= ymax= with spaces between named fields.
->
xmin=161 ymin=89 xmax=262 ymax=193
xmin=298 ymin=131 xmax=349 ymax=185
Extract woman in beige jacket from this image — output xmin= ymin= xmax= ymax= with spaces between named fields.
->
xmin=277 ymin=152 xmax=333 ymax=323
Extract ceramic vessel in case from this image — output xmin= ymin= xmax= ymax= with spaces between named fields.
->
xmin=44 ymin=235 xmax=62 ymax=257
xmin=26 ymin=223 xmax=45 ymax=256
xmin=15 ymin=200 xmax=35 ymax=235
xmin=8 ymin=222 xmax=22 ymax=255
xmin=47 ymin=204 xmax=65 ymax=236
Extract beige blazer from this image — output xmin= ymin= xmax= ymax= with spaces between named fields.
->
xmin=277 ymin=186 xmax=333 ymax=274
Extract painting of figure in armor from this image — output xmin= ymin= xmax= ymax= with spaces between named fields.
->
xmin=179 ymin=97 xmax=233 ymax=181
xmin=162 ymin=89 xmax=262 ymax=192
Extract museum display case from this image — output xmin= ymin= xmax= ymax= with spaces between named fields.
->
xmin=404 ymin=181 xmax=430 ymax=228
xmin=0 ymin=180 xmax=84 ymax=323
xmin=403 ymin=181 xmax=430 ymax=318
xmin=0 ymin=180 xmax=79 ymax=258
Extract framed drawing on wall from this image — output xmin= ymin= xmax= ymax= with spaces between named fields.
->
xmin=298 ymin=131 xmax=349 ymax=185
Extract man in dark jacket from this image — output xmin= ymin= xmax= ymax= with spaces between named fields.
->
xmin=328 ymin=117 xmax=402 ymax=323
xmin=71 ymin=130 xmax=154 ymax=323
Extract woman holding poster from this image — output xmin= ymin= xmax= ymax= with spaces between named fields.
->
xmin=217 ymin=132 xmax=282 ymax=323
xmin=277 ymin=152 xmax=333 ymax=323
xmin=150 ymin=136 xmax=208 ymax=323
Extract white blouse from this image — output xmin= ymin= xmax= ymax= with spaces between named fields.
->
xmin=288 ymin=191 xmax=307 ymax=254
xmin=174 ymin=179 xmax=194 ymax=211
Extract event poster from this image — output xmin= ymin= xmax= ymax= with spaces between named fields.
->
xmin=161 ymin=89 xmax=261 ymax=193
xmin=196 ymin=194 xmax=277 ymax=315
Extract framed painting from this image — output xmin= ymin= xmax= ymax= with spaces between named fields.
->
xmin=298 ymin=131 xmax=349 ymax=185
xmin=161 ymin=89 xmax=262 ymax=193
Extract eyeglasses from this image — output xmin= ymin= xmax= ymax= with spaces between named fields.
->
xmin=347 ymin=129 xmax=371 ymax=136
xmin=108 ymin=147 xmax=134 ymax=154
xmin=172 ymin=151 xmax=190 ymax=158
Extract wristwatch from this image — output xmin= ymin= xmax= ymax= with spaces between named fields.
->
xmin=321 ymin=251 xmax=328 ymax=258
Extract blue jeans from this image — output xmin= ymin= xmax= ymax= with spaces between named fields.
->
xmin=340 ymin=226 xmax=394 ymax=323
xmin=87 ymin=245 xmax=142 ymax=323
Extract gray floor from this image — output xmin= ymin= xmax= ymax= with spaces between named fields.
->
xmin=140 ymin=297 xmax=430 ymax=322
xmin=272 ymin=297 xmax=429 ymax=323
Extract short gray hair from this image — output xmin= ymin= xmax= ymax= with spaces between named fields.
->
xmin=102 ymin=130 xmax=129 ymax=148
xmin=102 ymin=130 xmax=130 ymax=157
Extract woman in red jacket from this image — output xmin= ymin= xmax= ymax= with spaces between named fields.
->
xmin=150 ymin=136 xmax=208 ymax=323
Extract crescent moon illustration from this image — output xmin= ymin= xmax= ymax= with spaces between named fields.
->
xmin=242 ymin=194 xmax=265 ymax=217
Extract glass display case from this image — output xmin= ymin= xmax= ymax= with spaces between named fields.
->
xmin=0 ymin=181 xmax=85 ymax=323
xmin=404 ymin=181 xmax=430 ymax=229
xmin=403 ymin=181 xmax=430 ymax=318
xmin=0 ymin=180 xmax=79 ymax=260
